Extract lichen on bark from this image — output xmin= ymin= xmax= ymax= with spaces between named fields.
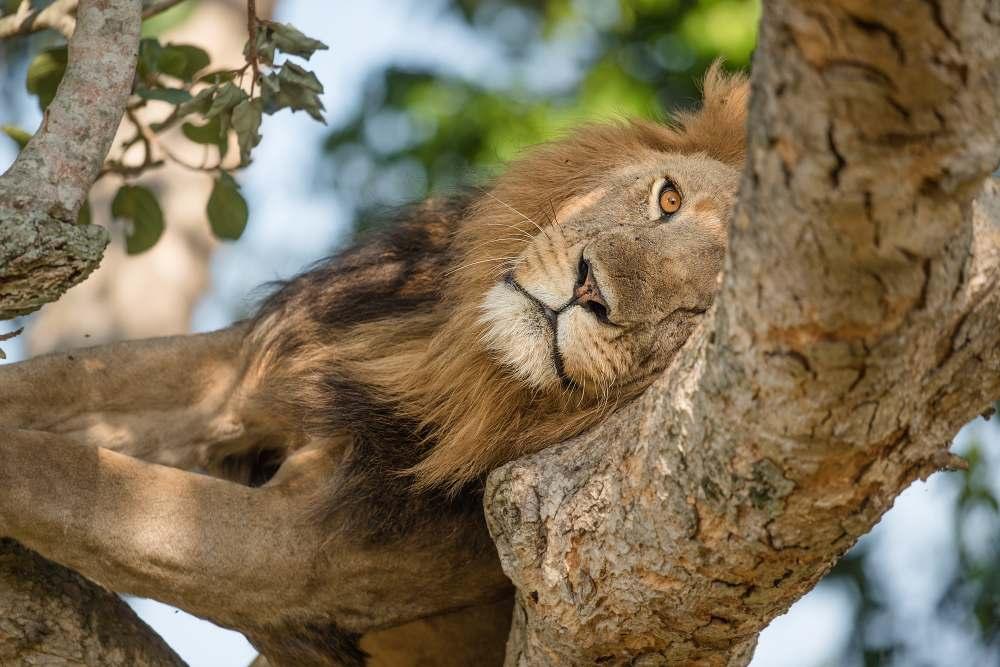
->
xmin=0 ymin=0 xmax=142 ymax=319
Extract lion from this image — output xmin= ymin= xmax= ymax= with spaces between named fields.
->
xmin=0 ymin=66 xmax=748 ymax=665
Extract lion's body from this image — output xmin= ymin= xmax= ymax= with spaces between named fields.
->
xmin=0 ymin=66 xmax=749 ymax=665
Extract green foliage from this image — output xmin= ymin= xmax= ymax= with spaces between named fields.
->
xmin=247 ymin=21 xmax=328 ymax=64
xmin=25 ymin=46 xmax=67 ymax=111
xmin=14 ymin=10 xmax=328 ymax=252
xmin=136 ymin=87 xmax=193 ymax=104
xmin=77 ymin=198 xmax=91 ymax=226
xmin=232 ymin=99 xmax=263 ymax=166
xmin=157 ymin=44 xmax=211 ymax=82
xmin=1 ymin=124 xmax=31 ymax=149
xmin=140 ymin=0 xmax=199 ymax=37
xmin=182 ymin=116 xmax=229 ymax=155
xmin=112 ymin=185 xmax=164 ymax=255
xmin=207 ymin=173 xmax=249 ymax=240
xmin=322 ymin=0 xmax=759 ymax=237
xmin=261 ymin=62 xmax=326 ymax=122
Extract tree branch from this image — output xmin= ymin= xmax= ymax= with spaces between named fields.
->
xmin=0 ymin=0 xmax=76 ymax=39
xmin=0 ymin=0 xmax=142 ymax=319
xmin=486 ymin=2 xmax=1000 ymax=664
xmin=0 ymin=0 xmax=188 ymax=39
xmin=0 ymin=539 xmax=186 ymax=666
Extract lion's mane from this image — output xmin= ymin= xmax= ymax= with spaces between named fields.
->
xmin=243 ymin=66 xmax=749 ymax=538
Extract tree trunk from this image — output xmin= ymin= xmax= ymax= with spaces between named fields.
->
xmin=486 ymin=2 xmax=1000 ymax=664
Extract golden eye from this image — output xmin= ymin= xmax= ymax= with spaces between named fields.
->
xmin=659 ymin=183 xmax=682 ymax=216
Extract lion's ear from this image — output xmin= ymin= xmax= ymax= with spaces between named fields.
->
xmin=667 ymin=60 xmax=750 ymax=168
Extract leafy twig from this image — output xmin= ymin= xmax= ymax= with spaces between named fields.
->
xmin=246 ymin=0 xmax=260 ymax=96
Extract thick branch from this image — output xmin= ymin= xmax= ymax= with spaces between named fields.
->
xmin=0 ymin=539 xmax=185 ymax=666
xmin=0 ymin=0 xmax=141 ymax=319
xmin=487 ymin=2 xmax=1000 ymax=665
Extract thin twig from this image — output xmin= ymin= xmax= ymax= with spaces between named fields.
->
xmin=0 ymin=326 xmax=23 ymax=360
xmin=246 ymin=0 xmax=260 ymax=96
xmin=0 ymin=0 xmax=77 ymax=40
xmin=109 ymin=109 xmax=224 ymax=176
xmin=0 ymin=0 xmax=186 ymax=39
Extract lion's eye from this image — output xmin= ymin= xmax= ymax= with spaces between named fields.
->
xmin=658 ymin=183 xmax=682 ymax=216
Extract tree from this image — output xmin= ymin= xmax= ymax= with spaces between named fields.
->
xmin=2 ymin=1 xmax=1000 ymax=665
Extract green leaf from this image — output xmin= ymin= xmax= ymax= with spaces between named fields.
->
xmin=266 ymin=22 xmax=328 ymax=60
xmin=137 ymin=87 xmax=193 ymax=104
xmin=182 ymin=115 xmax=228 ymax=155
xmin=231 ymin=99 xmax=262 ymax=165
xmin=245 ymin=29 xmax=275 ymax=66
xmin=260 ymin=62 xmax=325 ymax=122
xmin=173 ymin=86 xmax=216 ymax=118
xmin=158 ymin=44 xmax=210 ymax=81
xmin=112 ymin=185 xmax=164 ymax=255
xmin=205 ymin=82 xmax=248 ymax=119
xmin=206 ymin=173 xmax=248 ymax=240
xmin=198 ymin=69 xmax=239 ymax=85
xmin=1 ymin=125 xmax=31 ymax=150
xmin=140 ymin=0 xmax=198 ymax=37
xmin=26 ymin=47 xmax=68 ymax=111
xmin=137 ymin=38 xmax=163 ymax=82
xmin=77 ymin=199 xmax=91 ymax=226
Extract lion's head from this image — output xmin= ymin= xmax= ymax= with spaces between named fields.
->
xmin=253 ymin=67 xmax=749 ymax=494
xmin=478 ymin=151 xmax=738 ymax=396
xmin=396 ymin=65 xmax=750 ymax=489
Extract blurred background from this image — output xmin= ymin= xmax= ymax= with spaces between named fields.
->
xmin=1 ymin=1 xmax=998 ymax=665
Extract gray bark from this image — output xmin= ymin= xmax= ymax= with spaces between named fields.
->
xmin=0 ymin=0 xmax=141 ymax=319
xmin=486 ymin=2 xmax=1000 ymax=664
xmin=0 ymin=539 xmax=185 ymax=665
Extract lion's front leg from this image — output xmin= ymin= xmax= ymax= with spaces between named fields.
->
xmin=0 ymin=325 xmax=255 ymax=469
xmin=0 ymin=429 xmax=512 ymax=665
xmin=0 ymin=428 xmax=330 ymax=631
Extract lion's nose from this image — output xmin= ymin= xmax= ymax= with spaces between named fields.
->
xmin=573 ymin=257 xmax=611 ymax=323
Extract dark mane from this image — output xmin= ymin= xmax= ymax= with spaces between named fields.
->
xmin=253 ymin=194 xmax=473 ymax=336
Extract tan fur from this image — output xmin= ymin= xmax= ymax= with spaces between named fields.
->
xmin=247 ymin=65 xmax=749 ymax=492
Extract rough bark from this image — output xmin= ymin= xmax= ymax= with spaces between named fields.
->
xmin=0 ymin=539 xmax=185 ymax=665
xmin=0 ymin=0 xmax=141 ymax=319
xmin=486 ymin=2 xmax=1000 ymax=665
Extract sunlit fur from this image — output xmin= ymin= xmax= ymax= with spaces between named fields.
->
xmin=247 ymin=65 xmax=749 ymax=497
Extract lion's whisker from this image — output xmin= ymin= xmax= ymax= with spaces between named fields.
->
xmin=479 ymin=188 xmax=551 ymax=241
xmin=444 ymin=256 xmax=520 ymax=277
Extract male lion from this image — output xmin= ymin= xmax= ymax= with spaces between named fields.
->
xmin=0 ymin=67 xmax=748 ymax=665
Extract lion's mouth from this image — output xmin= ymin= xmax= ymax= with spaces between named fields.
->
xmin=503 ymin=273 xmax=577 ymax=390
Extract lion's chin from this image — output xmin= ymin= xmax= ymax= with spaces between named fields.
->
xmin=478 ymin=282 xmax=563 ymax=390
